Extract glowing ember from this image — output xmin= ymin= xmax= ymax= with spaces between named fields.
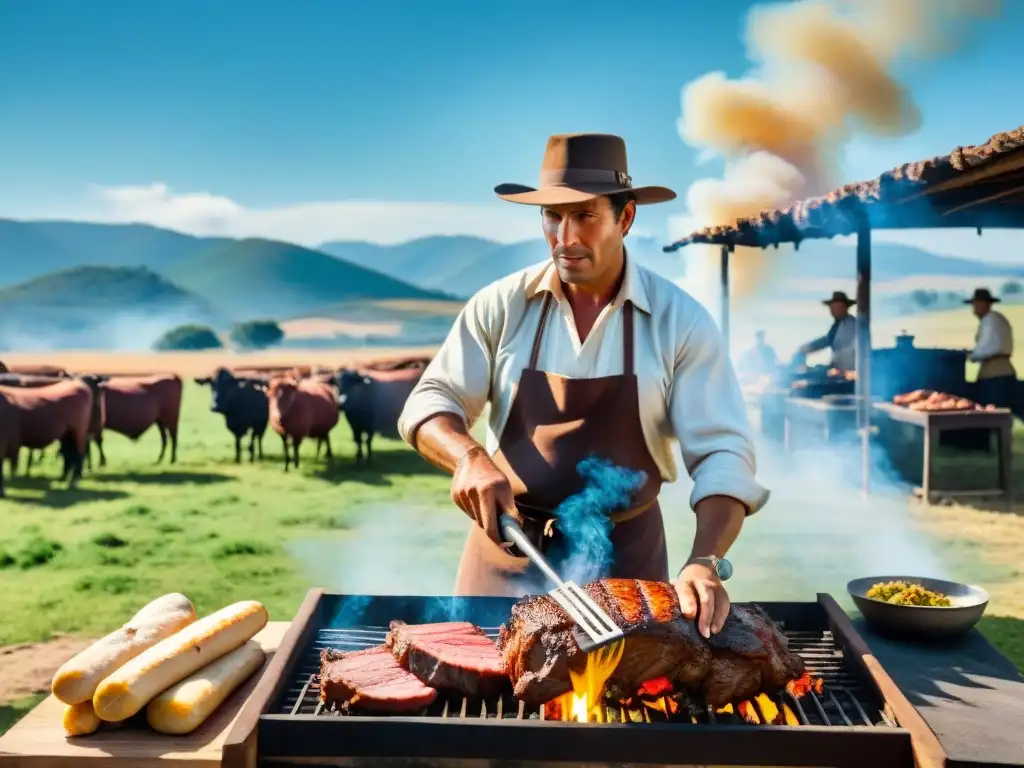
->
xmin=637 ymin=676 xmax=673 ymax=697
xmin=737 ymin=701 xmax=761 ymax=724
xmin=548 ymin=639 xmax=625 ymax=723
xmin=786 ymin=672 xmax=825 ymax=698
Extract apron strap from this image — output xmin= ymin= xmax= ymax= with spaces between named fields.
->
xmin=622 ymin=301 xmax=635 ymax=376
xmin=528 ymin=293 xmax=555 ymax=370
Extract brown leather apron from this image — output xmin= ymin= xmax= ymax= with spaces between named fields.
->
xmin=453 ymin=293 xmax=668 ymax=597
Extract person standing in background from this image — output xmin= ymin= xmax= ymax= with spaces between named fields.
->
xmin=966 ymin=288 xmax=1018 ymax=413
xmin=799 ymin=292 xmax=857 ymax=372
xmin=737 ymin=330 xmax=779 ymax=382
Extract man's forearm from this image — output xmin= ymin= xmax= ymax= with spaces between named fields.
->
xmin=689 ymin=495 xmax=746 ymax=559
xmin=411 ymin=412 xmax=486 ymax=475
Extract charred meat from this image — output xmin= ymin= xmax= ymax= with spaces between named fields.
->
xmin=387 ymin=620 xmax=507 ymax=697
xmin=498 ymin=579 xmax=710 ymax=704
xmin=319 ymin=646 xmax=438 ymax=713
xmin=703 ymin=603 xmax=805 ymax=706
xmin=497 ymin=579 xmax=804 ymax=707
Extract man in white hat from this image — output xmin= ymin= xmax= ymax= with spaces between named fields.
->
xmin=966 ymin=287 xmax=1018 ymax=412
xmin=398 ymin=133 xmax=768 ymax=639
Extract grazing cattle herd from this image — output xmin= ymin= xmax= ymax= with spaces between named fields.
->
xmin=0 ymin=355 xmax=431 ymax=497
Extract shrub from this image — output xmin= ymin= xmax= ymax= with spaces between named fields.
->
xmin=229 ymin=319 xmax=284 ymax=350
xmin=153 ymin=324 xmax=223 ymax=351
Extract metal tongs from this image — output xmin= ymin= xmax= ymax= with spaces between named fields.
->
xmin=500 ymin=513 xmax=624 ymax=653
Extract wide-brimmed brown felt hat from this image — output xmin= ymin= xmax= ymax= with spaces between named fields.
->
xmin=495 ymin=133 xmax=676 ymax=206
xmin=823 ymin=291 xmax=856 ymax=306
xmin=964 ymin=288 xmax=1000 ymax=304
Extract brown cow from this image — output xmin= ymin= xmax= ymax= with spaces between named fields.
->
xmin=0 ymin=374 xmax=106 ymax=472
xmin=99 ymin=374 xmax=183 ymax=465
xmin=266 ymin=377 xmax=339 ymax=471
xmin=0 ymin=380 xmax=93 ymax=496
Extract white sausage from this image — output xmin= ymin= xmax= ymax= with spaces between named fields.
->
xmin=93 ymin=600 xmax=268 ymax=722
xmin=52 ymin=593 xmax=196 ymax=705
xmin=146 ymin=641 xmax=266 ymax=734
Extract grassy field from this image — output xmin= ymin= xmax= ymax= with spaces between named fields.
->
xmin=0 ymin=338 xmax=1022 ymax=737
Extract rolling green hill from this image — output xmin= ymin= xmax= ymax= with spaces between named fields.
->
xmin=0 ymin=219 xmax=224 ymax=286
xmin=0 ymin=266 xmax=219 ymax=351
xmin=164 ymin=238 xmax=452 ymax=320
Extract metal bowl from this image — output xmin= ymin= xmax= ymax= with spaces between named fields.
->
xmin=847 ymin=575 xmax=989 ymax=641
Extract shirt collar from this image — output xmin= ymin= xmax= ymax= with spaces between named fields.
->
xmin=524 ymin=248 xmax=652 ymax=315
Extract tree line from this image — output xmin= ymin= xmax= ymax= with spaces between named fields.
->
xmin=154 ymin=320 xmax=284 ymax=351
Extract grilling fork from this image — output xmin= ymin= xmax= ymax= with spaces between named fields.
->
xmin=499 ymin=513 xmax=625 ymax=654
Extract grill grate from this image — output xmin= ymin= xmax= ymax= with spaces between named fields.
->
xmin=276 ymin=625 xmax=894 ymax=728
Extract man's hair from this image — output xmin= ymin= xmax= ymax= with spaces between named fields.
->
xmin=606 ymin=191 xmax=636 ymax=221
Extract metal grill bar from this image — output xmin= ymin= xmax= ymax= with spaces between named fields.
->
xmin=278 ymin=624 xmax=894 ymax=729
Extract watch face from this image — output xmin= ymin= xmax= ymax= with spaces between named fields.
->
xmin=716 ymin=558 xmax=734 ymax=581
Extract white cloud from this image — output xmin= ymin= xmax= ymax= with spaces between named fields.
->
xmin=77 ymin=183 xmax=545 ymax=246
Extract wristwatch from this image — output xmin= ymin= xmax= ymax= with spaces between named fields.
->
xmin=683 ymin=556 xmax=734 ymax=582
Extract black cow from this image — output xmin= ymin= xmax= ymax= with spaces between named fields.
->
xmin=195 ymin=368 xmax=268 ymax=462
xmin=333 ymin=366 xmax=422 ymax=463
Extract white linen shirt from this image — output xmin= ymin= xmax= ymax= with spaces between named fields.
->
xmin=398 ymin=256 xmax=770 ymax=515
xmin=805 ymin=315 xmax=857 ymax=371
xmin=970 ymin=310 xmax=1014 ymax=362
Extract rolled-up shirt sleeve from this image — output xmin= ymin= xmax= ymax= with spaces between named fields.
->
xmin=397 ymin=286 xmax=499 ymax=446
xmin=668 ymin=305 xmax=770 ymax=515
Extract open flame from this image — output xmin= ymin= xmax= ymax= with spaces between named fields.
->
xmin=543 ymin=663 xmax=823 ymax=726
xmin=549 ymin=639 xmax=625 ymax=723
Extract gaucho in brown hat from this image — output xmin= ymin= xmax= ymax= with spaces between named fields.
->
xmin=398 ymin=133 xmax=768 ymax=638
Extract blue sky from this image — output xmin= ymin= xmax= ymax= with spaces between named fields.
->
xmin=1 ymin=0 xmax=1022 ymax=260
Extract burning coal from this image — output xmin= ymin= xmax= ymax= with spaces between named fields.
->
xmin=675 ymin=0 xmax=1001 ymax=303
xmin=550 ymin=456 xmax=647 ymax=585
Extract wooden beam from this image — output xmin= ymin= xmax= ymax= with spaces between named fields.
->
xmin=720 ymin=244 xmax=730 ymax=349
xmin=855 ymin=221 xmax=872 ymax=496
xmin=940 ymin=181 xmax=1024 ymax=216
xmin=896 ymin=151 xmax=1024 ymax=202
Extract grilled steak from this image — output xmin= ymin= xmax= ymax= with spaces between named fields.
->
xmin=319 ymin=646 xmax=438 ymax=713
xmin=703 ymin=604 xmax=806 ymax=706
xmin=498 ymin=578 xmax=804 ymax=707
xmin=387 ymin=620 xmax=507 ymax=697
xmin=498 ymin=579 xmax=710 ymax=704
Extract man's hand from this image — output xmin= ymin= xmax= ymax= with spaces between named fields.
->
xmin=451 ymin=447 xmax=516 ymax=546
xmin=673 ymin=561 xmax=730 ymax=639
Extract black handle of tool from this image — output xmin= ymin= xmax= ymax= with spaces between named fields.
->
xmin=499 ymin=514 xmax=564 ymax=588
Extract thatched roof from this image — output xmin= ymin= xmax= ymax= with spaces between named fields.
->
xmin=664 ymin=125 xmax=1024 ymax=251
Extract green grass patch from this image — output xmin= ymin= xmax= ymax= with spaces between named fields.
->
xmin=0 ymin=380 xmax=451 ymax=646
xmin=0 ymin=695 xmax=45 ymax=737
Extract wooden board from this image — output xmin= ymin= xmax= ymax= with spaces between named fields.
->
xmin=0 ymin=621 xmax=290 ymax=768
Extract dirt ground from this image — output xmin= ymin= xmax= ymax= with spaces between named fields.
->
xmin=0 ymin=637 xmax=93 ymax=705
xmin=0 ymin=347 xmax=439 ymax=377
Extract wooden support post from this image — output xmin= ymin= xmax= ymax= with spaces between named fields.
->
xmin=720 ymin=244 xmax=730 ymax=349
xmin=855 ymin=222 xmax=872 ymax=496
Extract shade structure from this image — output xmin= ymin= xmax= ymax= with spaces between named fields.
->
xmin=663 ymin=124 xmax=1024 ymax=494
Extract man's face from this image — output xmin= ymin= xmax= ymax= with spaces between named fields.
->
xmin=541 ymin=196 xmax=634 ymax=286
xmin=828 ymin=301 xmax=848 ymax=321
xmin=971 ymin=299 xmax=991 ymax=318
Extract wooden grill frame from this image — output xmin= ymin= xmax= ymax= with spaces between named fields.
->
xmin=223 ymin=590 xmax=947 ymax=768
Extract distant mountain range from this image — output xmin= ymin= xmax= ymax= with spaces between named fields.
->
xmin=1 ymin=217 xmax=1022 ymax=351
xmin=320 ymin=235 xmax=1024 ymax=295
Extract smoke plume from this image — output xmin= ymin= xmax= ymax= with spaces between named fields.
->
xmin=551 ymin=456 xmax=648 ymax=585
xmin=676 ymin=0 xmax=1000 ymax=304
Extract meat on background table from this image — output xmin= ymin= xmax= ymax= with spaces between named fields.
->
xmin=873 ymin=403 xmax=1014 ymax=504
xmin=0 ymin=622 xmax=289 ymax=768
